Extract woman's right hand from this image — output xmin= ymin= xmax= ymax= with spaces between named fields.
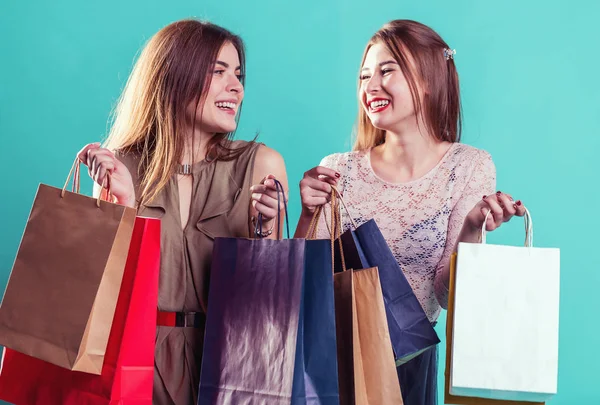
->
xmin=77 ymin=143 xmax=136 ymax=207
xmin=299 ymin=166 xmax=340 ymax=217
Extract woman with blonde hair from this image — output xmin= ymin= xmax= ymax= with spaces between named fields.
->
xmin=296 ymin=20 xmax=525 ymax=404
xmin=78 ymin=19 xmax=288 ymax=404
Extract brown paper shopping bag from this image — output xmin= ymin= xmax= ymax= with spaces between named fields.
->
xmin=0 ymin=158 xmax=136 ymax=375
xmin=352 ymin=266 xmax=403 ymax=405
xmin=316 ymin=189 xmax=403 ymax=405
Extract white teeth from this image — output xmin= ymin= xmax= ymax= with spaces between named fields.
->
xmin=369 ymin=100 xmax=390 ymax=109
xmin=215 ymin=101 xmax=236 ymax=109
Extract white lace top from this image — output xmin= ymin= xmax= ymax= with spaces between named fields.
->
xmin=317 ymin=143 xmax=496 ymax=322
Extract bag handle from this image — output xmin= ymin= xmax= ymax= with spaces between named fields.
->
xmin=255 ymin=179 xmax=289 ymax=240
xmin=306 ymin=187 xmax=352 ymax=273
xmin=480 ymin=208 xmax=533 ymax=247
xmin=61 ymin=158 xmax=111 ymax=208
xmin=305 ymin=185 xmax=358 ymax=239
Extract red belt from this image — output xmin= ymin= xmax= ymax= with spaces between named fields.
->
xmin=156 ymin=310 xmax=205 ymax=327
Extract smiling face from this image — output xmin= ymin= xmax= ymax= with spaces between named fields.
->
xmin=188 ymin=41 xmax=244 ymax=134
xmin=353 ymin=20 xmax=462 ymax=151
xmin=359 ymin=42 xmax=423 ymax=134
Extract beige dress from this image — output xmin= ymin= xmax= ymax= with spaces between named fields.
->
xmin=119 ymin=140 xmax=260 ymax=405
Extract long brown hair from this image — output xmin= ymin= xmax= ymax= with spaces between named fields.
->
xmin=354 ymin=20 xmax=461 ymax=151
xmin=104 ymin=19 xmax=247 ymax=207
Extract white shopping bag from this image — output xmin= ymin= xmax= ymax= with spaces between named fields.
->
xmin=449 ymin=209 xmax=560 ymax=402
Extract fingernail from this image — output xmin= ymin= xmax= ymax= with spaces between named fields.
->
xmin=516 ymin=200 xmax=522 ymax=206
xmin=482 ymin=195 xmax=487 ymax=200
xmin=496 ymin=191 xmax=501 ymax=195
xmin=335 ymin=173 xmax=341 ymax=178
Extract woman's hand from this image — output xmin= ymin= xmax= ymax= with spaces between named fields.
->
xmin=250 ymin=174 xmax=288 ymax=222
xmin=464 ymin=191 xmax=526 ymax=233
xmin=299 ymin=166 xmax=340 ymax=218
xmin=77 ymin=143 xmax=136 ymax=207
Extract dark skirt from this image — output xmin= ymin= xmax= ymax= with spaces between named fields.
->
xmin=396 ymin=344 xmax=438 ymax=405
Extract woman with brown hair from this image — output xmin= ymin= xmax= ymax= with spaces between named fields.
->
xmin=296 ymin=20 xmax=526 ymax=404
xmin=78 ymin=19 xmax=288 ymax=404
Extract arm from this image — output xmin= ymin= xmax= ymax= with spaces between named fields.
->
xmin=434 ymin=151 xmax=496 ymax=308
xmin=249 ymin=144 xmax=289 ymax=240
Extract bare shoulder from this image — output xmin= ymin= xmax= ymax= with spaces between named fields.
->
xmin=255 ymin=144 xmax=284 ymax=167
xmin=253 ymin=144 xmax=288 ymax=189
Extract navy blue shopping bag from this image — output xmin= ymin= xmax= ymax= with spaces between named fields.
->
xmin=335 ymin=218 xmax=440 ymax=364
xmin=291 ymin=238 xmax=340 ymax=405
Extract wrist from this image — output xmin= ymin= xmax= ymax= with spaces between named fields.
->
xmin=300 ymin=206 xmax=316 ymax=220
xmin=459 ymin=220 xmax=482 ymax=244
xmin=116 ymin=192 xmax=136 ymax=208
xmin=465 ymin=218 xmax=481 ymax=233
xmin=251 ymin=216 xmax=276 ymax=237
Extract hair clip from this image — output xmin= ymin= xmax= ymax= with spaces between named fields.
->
xmin=444 ymin=48 xmax=456 ymax=60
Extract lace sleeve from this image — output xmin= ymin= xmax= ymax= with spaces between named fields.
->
xmin=434 ymin=150 xmax=497 ymax=308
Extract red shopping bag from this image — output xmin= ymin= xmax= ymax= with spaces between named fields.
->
xmin=0 ymin=216 xmax=160 ymax=405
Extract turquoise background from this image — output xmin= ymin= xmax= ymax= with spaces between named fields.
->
xmin=1 ymin=1 xmax=598 ymax=403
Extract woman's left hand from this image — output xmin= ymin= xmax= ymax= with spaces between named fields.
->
xmin=250 ymin=174 xmax=288 ymax=223
xmin=464 ymin=191 xmax=527 ymax=232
